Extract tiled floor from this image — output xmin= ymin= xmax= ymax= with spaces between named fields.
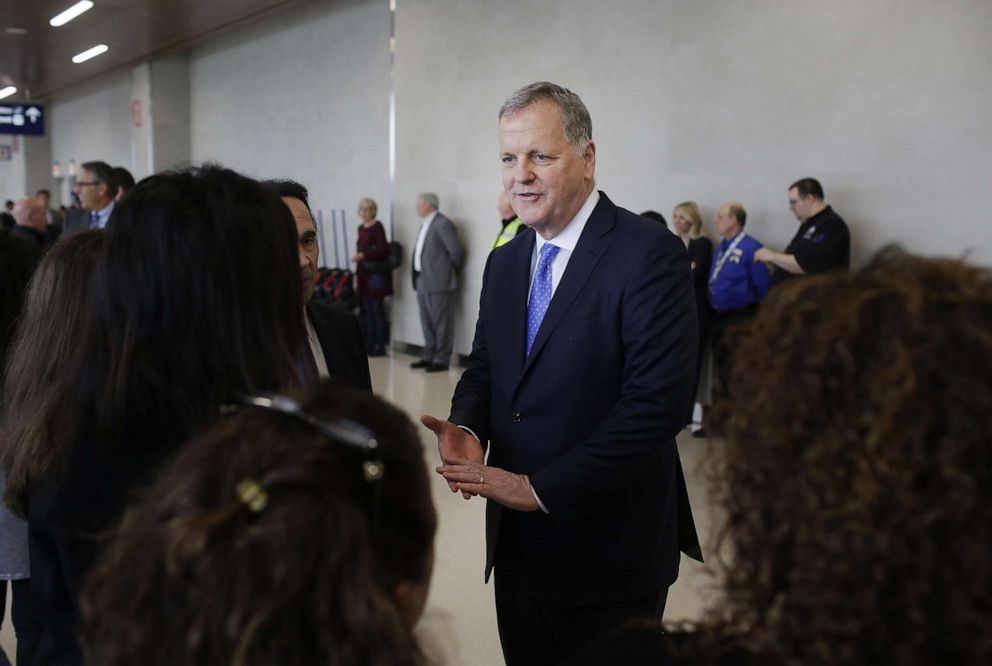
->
xmin=0 ymin=349 xmax=724 ymax=665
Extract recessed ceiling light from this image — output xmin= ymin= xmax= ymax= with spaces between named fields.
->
xmin=72 ymin=44 xmax=108 ymax=64
xmin=0 ymin=86 xmax=17 ymax=100
xmin=50 ymin=1 xmax=95 ymax=28
xmin=4 ymin=27 xmax=28 ymax=35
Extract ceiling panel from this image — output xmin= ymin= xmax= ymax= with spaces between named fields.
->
xmin=1 ymin=0 xmax=315 ymax=99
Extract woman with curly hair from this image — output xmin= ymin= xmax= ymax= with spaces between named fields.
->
xmin=81 ymin=383 xmax=437 ymax=666
xmin=570 ymin=247 xmax=992 ymax=664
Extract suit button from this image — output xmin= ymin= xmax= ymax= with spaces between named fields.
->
xmin=511 ymin=412 xmax=521 ymax=423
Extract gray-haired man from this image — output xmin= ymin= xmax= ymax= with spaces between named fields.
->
xmin=410 ymin=193 xmax=463 ymax=372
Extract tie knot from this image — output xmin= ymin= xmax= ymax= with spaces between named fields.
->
xmin=538 ymin=243 xmax=560 ymax=268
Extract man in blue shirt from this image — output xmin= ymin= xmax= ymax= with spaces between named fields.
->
xmin=708 ymin=202 xmax=769 ymax=313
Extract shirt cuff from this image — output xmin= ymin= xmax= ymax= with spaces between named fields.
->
xmin=457 ymin=425 xmax=480 ymax=441
xmin=531 ymin=486 xmax=549 ymax=514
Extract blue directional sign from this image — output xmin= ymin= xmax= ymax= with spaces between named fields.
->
xmin=0 ymin=103 xmax=45 ymax=136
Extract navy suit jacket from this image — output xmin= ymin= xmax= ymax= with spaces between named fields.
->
xmin=449 ymin=192 xmax=701 ymax=606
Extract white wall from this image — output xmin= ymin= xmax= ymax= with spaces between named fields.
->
xmin=189 ymin=0 xmax=391 ymax=271
xmin=49 ymin=70 xmax=133 ymax=203
xmin=394 ymin=0 xmax=992 ymax=355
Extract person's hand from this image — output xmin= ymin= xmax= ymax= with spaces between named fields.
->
xmin=754 ymin=247 xmax=774 ymax=264
xmin=351 ymin=252 xmax=364 ymax=262
xmin=435 ymin=463 xmax=540 ymax=512
xmin=421 ymin=415 xmax=484 ymax=498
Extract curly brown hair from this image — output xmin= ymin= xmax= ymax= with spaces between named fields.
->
xmin=696 ymin=247 xmax=992 ymax=664
xmin=80 ymin=382 xmax=437 ymax=666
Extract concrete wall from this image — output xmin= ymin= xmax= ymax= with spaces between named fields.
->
xmin=48 ymin=70 xmax=133 ymax=204
xmin=189 ymin=0 xmax=391 ymax=270
xmin=393 ymin=0 xmax=992 ymax=354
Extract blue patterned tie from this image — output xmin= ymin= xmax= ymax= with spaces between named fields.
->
xmin=526 ymin=243 xmax=560 ymax=357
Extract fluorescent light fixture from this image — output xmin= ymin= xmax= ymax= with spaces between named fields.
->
xmin=0 ymin=86 xmax=17 ymax=100
xmin=50 ymin=1 xmax=95 ymax=27
xmin=72 ymin=44 xmax=108 ymax=64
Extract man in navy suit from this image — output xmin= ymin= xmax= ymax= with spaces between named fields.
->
xmin=425 ymin=82 xmax=700 ymax=664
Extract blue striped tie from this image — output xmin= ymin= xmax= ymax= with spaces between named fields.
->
xmin=526 ymin=244 xmax=560 ymax=357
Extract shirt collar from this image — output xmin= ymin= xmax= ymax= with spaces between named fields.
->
xmin=535 ymin=189 xmax=599 ymax=255
xmin=420 ymin=211 xmax=437 ymax=225
xmin=96 ymin=200 xmax=114 ymax=220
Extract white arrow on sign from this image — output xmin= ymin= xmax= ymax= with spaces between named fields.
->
xmin=25 ymin=107 xmax=41 ymax=123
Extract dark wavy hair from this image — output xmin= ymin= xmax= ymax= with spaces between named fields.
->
xmin=690 ymin=247 xmax=992 ymax=663
xmin=77 ymin=164 xmax=304 ymax=447
xmin=81 ymin=382 xmax=437 ymax=666
xmin=1 ymin=230 xmax=104 ymax=516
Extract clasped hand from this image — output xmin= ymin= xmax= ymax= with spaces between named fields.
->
xmin=420 ymin=414 xmax=538 ymax=512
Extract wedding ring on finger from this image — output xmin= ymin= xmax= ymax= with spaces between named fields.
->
xmin=479 ymin=472 xmax=485 ymax=484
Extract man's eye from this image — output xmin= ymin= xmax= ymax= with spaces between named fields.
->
xmin=501 ymin=156 xmax=515 ymax=165
xmin=534 ymin=154 xmax=551 ymax=163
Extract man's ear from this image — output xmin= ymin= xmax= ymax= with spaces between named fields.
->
xmin=583 ymin=140 xmax=596 ymax=179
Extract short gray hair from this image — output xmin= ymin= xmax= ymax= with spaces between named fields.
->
xmin=418 ymin=193 xmax=439 ymax=210
xmin=499 ymin=82 xmax=592 ymax=154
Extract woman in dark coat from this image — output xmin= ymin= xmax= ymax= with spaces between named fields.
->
xmin=672 ymin=201 xmax=712 ymax=426
xmin=351 ymin=197 xmax=393 ymax=357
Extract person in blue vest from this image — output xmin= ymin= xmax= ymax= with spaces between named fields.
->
xmin=695 ymin=201 xmax=769 ymax=438
xmin=492 ymin=190 xmax=526 ymax=250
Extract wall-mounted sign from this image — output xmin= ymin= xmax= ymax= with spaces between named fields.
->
xmin=0 ymin=103 xmax=45 ymax=136
xmin=0 ymin=145 xmax=11 ymax=161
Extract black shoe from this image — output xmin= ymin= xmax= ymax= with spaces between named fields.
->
xmin=425 ymin=363 xmax=449 ymax=373
xmin=410 ymin=360 xmax=431 ymax=369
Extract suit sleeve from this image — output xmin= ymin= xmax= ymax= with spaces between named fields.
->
xmin=438 ymin=217 xmax=464 ymax=269
xmin=530 ymin=232 xmax=698 ymax=514
xmin=448 ymin=253 xmax=494 ymax=447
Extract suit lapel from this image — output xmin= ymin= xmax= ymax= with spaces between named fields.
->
xmin=515 ymin=194 xmax=616 ymax=387
xmin=501 ymin=231 xmax=536 ymax=382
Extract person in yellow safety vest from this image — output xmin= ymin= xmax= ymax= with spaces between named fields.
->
xmin=493 ymin=191 xmax=528 ymax=250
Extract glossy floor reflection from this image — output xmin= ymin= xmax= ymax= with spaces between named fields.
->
xmin=0 ymin=349 xmax=723 ymax=665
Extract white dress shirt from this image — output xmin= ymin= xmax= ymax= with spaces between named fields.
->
xmin=413 ymin=211 xmax=437 ymax=272
xmin=528 ymin=189 xmax=600 ymax=300
xmin=305 ymin=309 xmax=330 ymax=379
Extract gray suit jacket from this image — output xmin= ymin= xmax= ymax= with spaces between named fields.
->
xmin=413 ymin=212 xmax=463 ymax=293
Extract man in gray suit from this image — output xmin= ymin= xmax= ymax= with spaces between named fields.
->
xmin=411 ymin=193 xmax=463 ymax=372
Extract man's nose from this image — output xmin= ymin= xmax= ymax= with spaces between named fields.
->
xmin=511 ymin=159 xmax=535 ymax=183
xmin=299 ymin=248 xmax=311 ymax=267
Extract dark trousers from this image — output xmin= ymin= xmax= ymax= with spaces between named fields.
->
xmin=0 ymin=579 xmax=41 ymax=666
xmin=360 ymin=297 xmax=388 ymax=352
xmin=494 ymin=558 xmax=666 ymax=666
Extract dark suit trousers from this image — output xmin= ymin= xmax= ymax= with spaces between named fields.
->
xmin=493 ymin=524 xmax=665 ymax=666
